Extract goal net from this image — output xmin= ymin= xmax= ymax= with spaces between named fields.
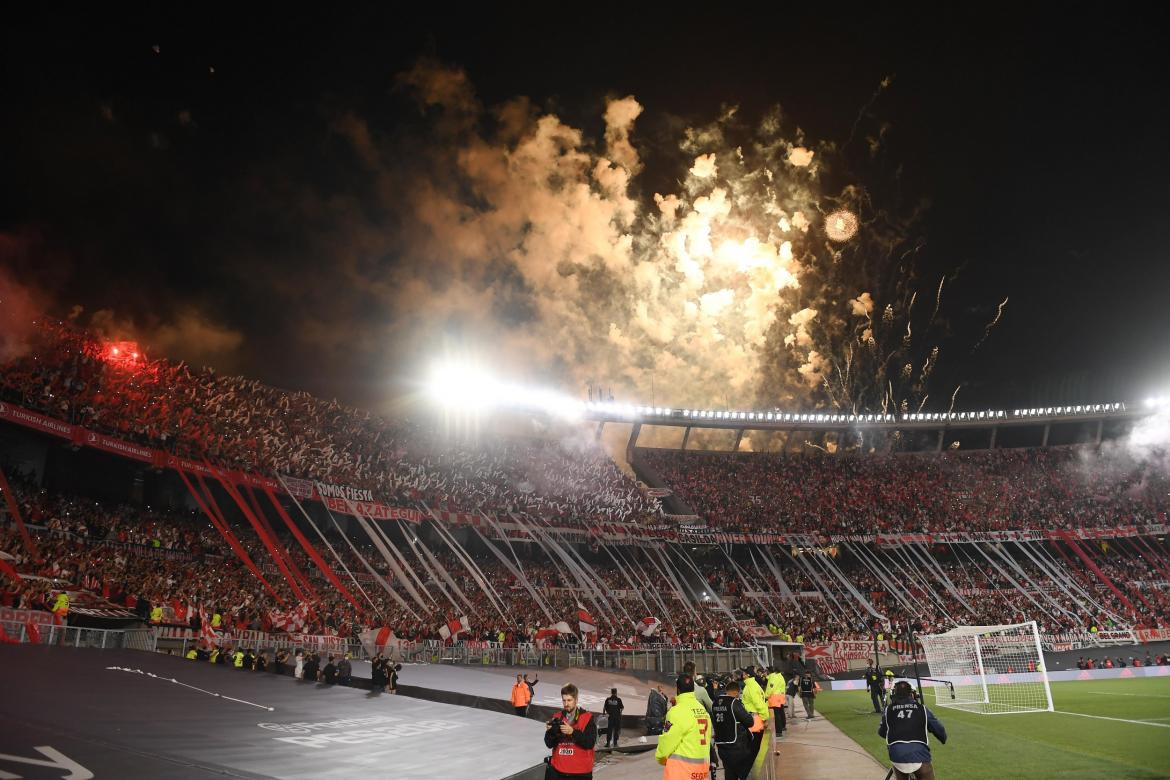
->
xmin=918 ymin=621 xmax=1053 ymax=714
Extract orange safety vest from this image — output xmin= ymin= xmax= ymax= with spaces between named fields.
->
xmin=511 ymin=683 xmax=531 ymax=707
xmin=549 ymin=710 xmax=595 ymax=775
xmin=664 ymin=755 xmax=710 ymax=780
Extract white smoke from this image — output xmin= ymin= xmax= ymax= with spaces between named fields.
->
xmin=322 ymin=61 xmax=923 ymax=414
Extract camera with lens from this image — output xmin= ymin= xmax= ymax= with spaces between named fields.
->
xmin=547 ymin=715 xmax=564 ymax=731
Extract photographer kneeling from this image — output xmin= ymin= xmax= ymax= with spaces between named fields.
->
xmin=544 ymin=683 xmax=598 ymax=780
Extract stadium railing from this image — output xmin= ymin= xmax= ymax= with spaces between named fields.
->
xmin=3 ymin=621 xmax=157 ymax=652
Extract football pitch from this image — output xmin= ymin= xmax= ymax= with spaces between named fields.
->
xmin=817 ymin=677 xmax=1170 ymax=779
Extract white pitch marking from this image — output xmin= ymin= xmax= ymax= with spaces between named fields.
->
xmin=1085 ymin=690 xmax=1170 ymax=699
xmin=1052 ymin=710 xmax=1170 ymax=729
xmin=105 ymin=666 xmax=275 ymax=710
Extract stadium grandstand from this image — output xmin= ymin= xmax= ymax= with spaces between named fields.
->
xmin=2 ymin=321 xmax=1169 ymax=779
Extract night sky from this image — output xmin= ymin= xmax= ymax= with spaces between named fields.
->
xmin=3 ymin=9 xmax=1169 ymax=412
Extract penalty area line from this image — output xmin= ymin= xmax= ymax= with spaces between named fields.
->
xmin=1085 ymin=691 xmax=1170 ymax=699
xmin=1052 ymin=710 xmax=1170 ymax=729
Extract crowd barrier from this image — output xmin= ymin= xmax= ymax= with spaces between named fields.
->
xmin=2 ymin=621 xmax=157 ymax=652
xmin=150 ymin=626 xmax=770 ymax=672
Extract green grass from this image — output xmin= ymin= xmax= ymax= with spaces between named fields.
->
xmin=817 ymin=677 xmax=1170 ymax=779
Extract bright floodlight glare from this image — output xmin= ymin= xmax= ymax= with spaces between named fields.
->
xmin=424 ymin=359 xmax=582 ymax=421
xmin=425 ymin=360 xmax=498 ymax=411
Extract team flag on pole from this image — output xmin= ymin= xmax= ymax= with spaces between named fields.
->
xmin=638 ymin=616 xmax=661 ymax=637
xmin=577 ymin=603 xmax=597 ymax=636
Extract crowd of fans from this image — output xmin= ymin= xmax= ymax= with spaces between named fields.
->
xmin=642 ymin=446 xmax=1170 ymax=535
xmin=2 ymin=320 xmax=1169 ymax=648
xmin=0 ymin=321 xmax=658 ymax=530
xmin=3 ymin=477 xmax=1167 ymax=648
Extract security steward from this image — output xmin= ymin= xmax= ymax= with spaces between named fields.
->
xmin=799 ymin=673 xmax=819 ymax=719
xmin=513 ymin=673 xmax=532 ymax=716
xmin=655 ymin=674 xmax=711 ymax=780
xmin=739 ymin=667 xmax=769 ymax=763
xmin=712 ymin=678 xmax=757 ymax=780
xmin=878 ymin=681 xmax=947 ymax=780
xmin=603 ymin=688 xmax=624 ymax=748
xmin=865 ymin=660 xmax=884 ymax=713
xmin=544 ymin=683 xmax=597 ymax=779
xmin=51 ymin=591 xmax=69 ymax=620
xmin=765 ymin=665 xmax=787 ymax=752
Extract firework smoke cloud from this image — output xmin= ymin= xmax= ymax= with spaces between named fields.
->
xmin=331 ymin=61 xmax=998 ymax=416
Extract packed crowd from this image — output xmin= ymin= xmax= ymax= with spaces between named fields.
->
xmin=0 ymin=321 xmax=658 ymax=530
xmin=4 ymin=477 xmax=1168 ymax=647
xmin=642 ymin=445 xmax=1170 ymax=535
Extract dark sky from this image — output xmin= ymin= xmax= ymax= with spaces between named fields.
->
xmin=3 ymin=9 xmax=1169 ymax=411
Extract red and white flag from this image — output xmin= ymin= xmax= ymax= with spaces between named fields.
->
xmin=271 ymin=601 xmax=312 ymax=634
xmin=197 ymin=604 xmax=219 ymax=647
xmin=534 ymin=621 xmax=573 ymax=641
xmin=438 ymin=614 xmax=469 ymax=640
xmin=577 ymin=603 xmax=597 ymax=636
xmin=638 ymin=616 xmax=661 ymax=637
xmin=359 ymin=626 xmax=397 ymax=657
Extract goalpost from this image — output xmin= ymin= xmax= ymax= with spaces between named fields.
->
xmin=918 ymin=621 xmax=1054 ymax=714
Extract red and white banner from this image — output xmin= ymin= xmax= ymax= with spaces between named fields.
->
xmin=0 ymin=402 xmax=73 ymax=439
xmin=639 ymin=616 xmax=661 ymax=637
xmin=0 ymin=607 xmax=56 ymax=631
xmin=803 ymin=640 xmax=913 ymax=674
xmin=75 ymin=430 xmax=154 ymax=463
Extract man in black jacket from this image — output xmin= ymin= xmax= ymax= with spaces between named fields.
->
xmin=322 ymin=656 xmax=338 ymax=684
xmin=524 ymin=673 xmax=539 ymax=716
xmin=712 ymin=679 xmax=757 ymax=780
xmin=602 ymin=688 xmax=624 ymax=747
xmin=865 ymin=660 xmax=884 ymax=713
xmin=302 ymin=653 xmax=320 ymax=683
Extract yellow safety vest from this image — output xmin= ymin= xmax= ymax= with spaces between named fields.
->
xmin=150 ymin=606 xmax=163 ymax=623
xmin=53 ymin=593 xmax=69 ymax=615
xmin=741 ymin=675 xmax=769 ymax=721
xmin=233 ymin=652 xmax=244 ymax=668
xmin=655 ymin=691 xmax=710 ymax=777
xmin=765 ymin=671 xmax=786 ymax=707
xmin=186 ymin=649 xmax=197 ymax=660
xmin=211 ymin=613 xmax=221 ymax=628
xmin=209 ymin=650 xmax=219 ymax=663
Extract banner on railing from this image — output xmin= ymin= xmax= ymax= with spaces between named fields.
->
xmin=0 ymin=402 xmax=74 ymax=438
xmin=803 ymin=639 xmax=915 ymax=674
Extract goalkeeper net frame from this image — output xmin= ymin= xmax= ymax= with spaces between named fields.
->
xmin=918 ymin=621 xmax=1054 ymax=714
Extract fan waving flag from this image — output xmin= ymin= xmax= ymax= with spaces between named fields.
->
xmin=271 ymin=601 xmax=312 ymax=634
xmin=577 ymin=603 xmax=597 ymax=636
xmin=639 ymin=616 xmax=661 ymax=637
xmin=197 ymin=604 xmax=219 ymax=648
xmin=439 ymin=614 xmax=468 ymax=640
